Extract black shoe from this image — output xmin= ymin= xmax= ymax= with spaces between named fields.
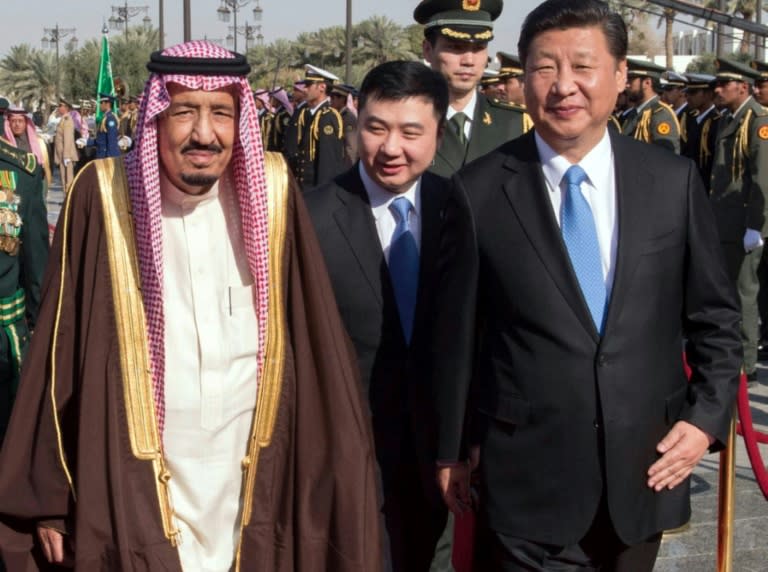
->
xmin=747 ymin=372 xmax=759 ymax=387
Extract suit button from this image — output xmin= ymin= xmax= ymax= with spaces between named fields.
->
xmin=593 ymin=420 xmax=600 ymax=429
xmin=598 ymin=355 xmax=608 ymax=366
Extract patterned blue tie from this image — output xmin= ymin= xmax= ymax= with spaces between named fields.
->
xmin=561 ymin=165 xmax=607 ymax=334
xmin=388 ymin=196 xmax=419 ymax=343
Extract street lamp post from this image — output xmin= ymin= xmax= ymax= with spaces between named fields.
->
xmin=228 ymin=22 xmax=257 ymax=52
xmin=217 ymin=0 xmax=263 ymax=53
xmin=42 ymin=24 xmax=77 ymax=101
xmin=345 ymin=0 xmax=352 ymax=84
xmin=109 ymin=1 xmax=151 ymax=40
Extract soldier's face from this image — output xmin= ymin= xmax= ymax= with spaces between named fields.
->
xmin=357 ymin=95 xmax=441 ymax=195
xmin=423 ymin=36 xmax=487 ymax=97
xmin=624 ymin=77 xmax=644 ymax=103
xmin=523 ymin=25 xmax=626 ymax=161
xmin=158 ymin=83 xmax=238 ymax=196
xmin=714 ymin=79 xmax=748 ymax=111
xmin=504 ymin=76 xmax=525 ymax=105
xmin=754 ymin=81 xmax=768 ymax=106
xmin=8 ymin=115 xmax=26 ymax=137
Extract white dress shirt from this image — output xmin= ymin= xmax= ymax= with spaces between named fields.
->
xmin=446 ymin=90 xmax=478 ymax=142
xmin=161 ymin=172 xmax=259 ymax=572
xmin=535 ymin=130 xmax=618 ymax=297
xmin=359 ymin=162 xmax=421 ymax=261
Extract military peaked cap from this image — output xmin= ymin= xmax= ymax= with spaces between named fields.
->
xmin=414 ymin=0 xmax=503 ymax=43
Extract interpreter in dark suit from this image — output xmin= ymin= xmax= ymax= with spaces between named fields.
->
xmin=438 ymin=1 xmax=742 ymax=571
xmin=304 ymin=61 xmax=476 ymax=572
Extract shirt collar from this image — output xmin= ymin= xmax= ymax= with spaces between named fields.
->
xmin=535 ymin=128 xmax=612 ymax=193
xmin=358 ymin=161 xmax=421 ymax=219
xmin=447 ymin=90 xmax=477 ymax=123
xmin=636 ymin=94 xmax=658 ymax=114
xmin=310 ymin=98 xmax=329 ymax=115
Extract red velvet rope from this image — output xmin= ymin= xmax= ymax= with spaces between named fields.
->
xmin=683 ymin=355 xmax=768 ymax=500
xmin=734 ymin=376 xmax=768 ymax=500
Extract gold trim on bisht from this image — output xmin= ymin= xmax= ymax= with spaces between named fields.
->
xmin=234 ymin=151 xmax=290 ymax=571
xmin=94 ymin=158 xmax=180 ymax=547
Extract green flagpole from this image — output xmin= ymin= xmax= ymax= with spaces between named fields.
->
xmin=95 ymin=25 xmax=116 ymax=124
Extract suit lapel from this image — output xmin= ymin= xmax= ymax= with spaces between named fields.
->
xmin=466 ymin=97 xmax=489 ymax=162
xmin=332 ymin=169 xmax=385 ymax=306
xmin=501 ymin=133 xmax=599 ymax=341
xmin=601 ymin=132 xmax=655 ymax=335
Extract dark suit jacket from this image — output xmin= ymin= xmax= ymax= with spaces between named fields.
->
xmin=451 ymin=130 xmax=741 ymax=546
xmin=304 ymin=166 xmax=476 ymax=502
xmin=430 ymin=95 xmax=529 ymax=178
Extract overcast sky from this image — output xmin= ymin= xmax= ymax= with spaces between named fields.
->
xmin=1 ymin=0 xmax=543 ymax=59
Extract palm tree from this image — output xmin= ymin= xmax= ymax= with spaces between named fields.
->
xmin=730 ymin=0 xmax=758 ymax=53
xmin=0 ymin=45 xmax=57 ymax=108
xmin=355 ymin=16 xmax=416 ymax=68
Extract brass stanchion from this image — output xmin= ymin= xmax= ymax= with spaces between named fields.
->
xmin=716 ymin=406 xmax=737 ymax=572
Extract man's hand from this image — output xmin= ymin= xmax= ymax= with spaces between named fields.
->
xmin=647 ymin=421 xmax=714 ymax=492
xmin=37 ymin=526 xmax=69 ymax=565
xmin=436 ymin=462 xmax=471 ymax=516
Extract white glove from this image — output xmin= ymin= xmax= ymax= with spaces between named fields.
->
xmin=118 ymin=135 xmax=132 ymax=150
xmin=41 ymin=133 xmax=53 ymax=144
xmin=75 ymin=137 xmax=87 ymax=149
xmin=63 ymin=158 xmax=71 ymax=166
xmin=743 ymin=228 xmax=764 ymax=252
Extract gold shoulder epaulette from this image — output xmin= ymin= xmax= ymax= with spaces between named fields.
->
xmin=487 ymin=98 xmax=527 ymax=113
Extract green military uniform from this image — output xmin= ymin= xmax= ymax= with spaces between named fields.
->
xmin=680 ymin=73 xmax=720 ymax=186
xmin=709 ymin=58 xmax=768 ymax=381
xmin=621 ymin=94 xmax=680 ymax=154
xmin=431 ymin=95 xmax=532 ymax=178
xmin=0 ymin=137 xmax=49 ymax=444
xmin=623 ymin=59 xmax=681 ymax=154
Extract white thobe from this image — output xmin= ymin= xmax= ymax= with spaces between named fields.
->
xmin=160 ymin=171 xmax=259 ymax=572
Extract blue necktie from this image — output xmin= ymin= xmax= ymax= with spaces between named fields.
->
xmin=561 ymin=165 xmax=606 ymax=334
xmin=388 ymin=196 xmax=419 ymax=343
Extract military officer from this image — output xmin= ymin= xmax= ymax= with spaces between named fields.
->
xmin=480 ymin=68 xmax=505 ymax=101
xmin=284 ymin=80 xmax=309 ymax=173
xmin=662 ymin=70 xmax=693 ymax=151
xmin=292 ymin=65 xmax=345 ymax=191
xmin=253 ymin=88 xmax=275 ymax=151
xmin=0 ymin=137 xmax=48 ymax=446
xmin=751 ymin=60 xmax=768 ymax=107
xmin=709 ymin=58 xmax=768 ymax=386
xmin=329 ymin=83 xmax=359 ymax=167
xmin=682 ymin=73 xmax=720 ymax=185
xmin=416 ymin=0 xmax=532 ymax=178
xmin=496 ymin=51 xmax=526 ymax=106
xmin=4 ymin=106 xmax=53 ymax=191
xmin=79 ymin=94 xmax=120 ymax=158
xmin=267 ymin=87 xmax=293 ymax=153
xmin=622 ymin=58 xmax=681 ymax=153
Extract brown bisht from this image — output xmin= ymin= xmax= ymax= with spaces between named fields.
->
xmin=0 ymin=154 xmax=382 ymax=571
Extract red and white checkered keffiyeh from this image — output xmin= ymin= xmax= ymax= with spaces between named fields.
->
xmin=4 ymin=107 xmax=46 ymax=167
xmin=125 ymin=41 xmax=269 ymax=434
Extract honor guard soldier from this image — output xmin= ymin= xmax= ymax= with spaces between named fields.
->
xmin=0 ymin=137 xmax=48 ymax=446
xmin=709 ymin=57 xmax=768 ymax=386
xmin=752 ymin=60 xmax=768 ymax=106
xmin=622 ymin=58 xmax=681 ymax=154
xmin=78 ymin=93 xmax=121 ymax=158
xmin=329 ymin=83 xmax=359 ymax=166
xmin=284 ymin=80 xmax=308 ymax=173
xmin=293 ymin=65 xmax=345 ymax=190
xmin=4 ymin=106 xmax=53 ymax=192
xmin=480 ymin=68 xmax=504 ymax=100
xmin=682 ymin=73 xmax=720 ymax=185
xmin=253 ymin=89 xmax=275 ymax=151
xmin=662 ymin=70 xmax=693 ymax=151
xmin=416 ymin=0 xmax=532 ymax=177
xmin=267 ymin=87 xmax=293 ymax=153
xmin=496 ymin=51 xmax=526 ymax=106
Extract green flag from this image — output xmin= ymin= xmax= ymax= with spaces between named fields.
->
xmin=95 ymin=32 xmax=115 ymax=124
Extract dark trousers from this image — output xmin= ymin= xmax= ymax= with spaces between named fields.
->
xmin=476 ymin=499 xmax=662 ymax=572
